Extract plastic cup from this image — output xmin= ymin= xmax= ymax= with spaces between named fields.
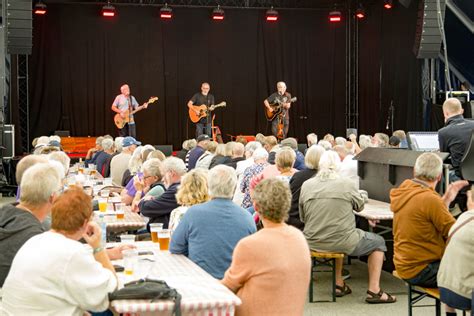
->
xmin=98 ymin=198 xmax=107 ymax=212
xmin=150 ymin=223 xmax=164 ymax=244
xmin=120 ymin=234 xmax=136 ymax=244
xmin=100 ymin=189 xmax=110 ymax=198
xmin=122 ymin=249 xmax=138 ymax=275
xmin=157 ymin=229 xmax=171 ymax=250
xmin=104 ymin=178 xmax=113 ymax=186
xmin=115 ymin=203 xmax=125 ymax=219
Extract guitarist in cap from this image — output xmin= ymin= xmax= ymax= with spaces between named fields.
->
xmin=188 ymin=82 xmax=215 ymax=138
xmin=111 ymin=84 xmax=148 ymax=138
xmin=264 ymin=81 xmax=292 ymax=139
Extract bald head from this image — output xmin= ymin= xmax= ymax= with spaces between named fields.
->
xmin=443 ymin=98 xmax=463 ymax=120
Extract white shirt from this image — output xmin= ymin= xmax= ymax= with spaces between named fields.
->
xmin=339 ymin=154 xmax=359 ymax=189
xmin=2 ymin=231 xmax=117 ymax=316
xmin=233 ymin=158 xmax=254 ymax=205
xmin=110 ymin=152 xmax=131 ymax=186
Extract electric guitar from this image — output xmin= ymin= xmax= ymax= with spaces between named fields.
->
xmin=114 ymin=96 xmax=158 ymax=129
xmin=265 ymin=97 xmax=297 ymax=121
xmin=188 ymin=102 xmax=226 ymax=123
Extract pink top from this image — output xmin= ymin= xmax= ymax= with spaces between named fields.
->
xmin=222 ymin=224 xmax=311 ymax=316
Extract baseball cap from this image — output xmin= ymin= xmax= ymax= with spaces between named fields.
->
xmin=122 ymin=136 xmax=141 ymax=147
xmin=197 ymin=134 xmax=211 ymax=142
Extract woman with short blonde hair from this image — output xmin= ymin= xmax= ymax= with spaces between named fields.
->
xmin=169 ymin=169 xmax=209 ymax=234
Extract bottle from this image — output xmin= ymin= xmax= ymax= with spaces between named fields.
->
xmin=98 ymin=214 xmax=107 ymax=247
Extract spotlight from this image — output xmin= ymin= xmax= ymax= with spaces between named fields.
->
xmin=384 ymin=0 xmax=393 ymax=9
xmin=328 ymin=10 xmax=342 ymax=22
xmin=160 ymin=4 xmax=173 ymax=19
xmin=355 ymin=6 xmax=365 ymax=19
xmin=212 ymin=5 xmax=225 ymax=21
xmin=34 ymin=1 xmax=47 ymax=15
xmin=101 ymin=3 xmax=116 ymax=17
xmin=266 ymin=7 xmax=278 ymax=22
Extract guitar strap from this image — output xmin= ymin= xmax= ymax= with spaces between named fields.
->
xmin=128 ymin=96 xmax=134 ymax=124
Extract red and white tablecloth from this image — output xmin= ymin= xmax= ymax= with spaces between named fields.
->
xmin=111 ymin=249 xmax=241 ymax=316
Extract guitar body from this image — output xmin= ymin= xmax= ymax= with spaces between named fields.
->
xmin=264 ymin=97 xmax=297 ymax=122
xmin=188 ymin=105 xmax=209 ymax=123
xmin=114 ymin=96 xmax=158 ymax=129
xmin=265 ymin=106 xmax=283 ymax=121
xmin=189 ymin=102 xmax=226 ymax=123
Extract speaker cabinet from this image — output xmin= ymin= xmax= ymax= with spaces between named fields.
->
xmin=2 ymin=124 xmax=15 ymax=158
xmin=6 ymin=0 xmax=32 ymax=55
xmin=413 ymin=0 xmax=446 ymax=59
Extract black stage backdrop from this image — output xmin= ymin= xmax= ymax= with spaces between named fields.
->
xmin=29 ymin=3 xmax=421 ymax=148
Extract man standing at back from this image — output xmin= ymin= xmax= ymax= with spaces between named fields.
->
xmin=187 ymin=82 xmax=215 ymax=138
xmin=439 ymin=97 xmax=474 ymax=181
xmin=170 ymin=165 xmax=256 ymax=279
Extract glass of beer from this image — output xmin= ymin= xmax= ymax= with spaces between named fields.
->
xmin=150 ymin=223 xmax=164 ymax=244
xmin=88 ymin=164 xmax=97 ymax=177
xmin=157 ymin=229 xmax=171 ymax=251
xmin=115 ymin=203 xmax=125 ymax=219
xmin=98 ymin=198 xmax=107 ymax=212
xmin=122 ymin=249 xmax=137 ymax=275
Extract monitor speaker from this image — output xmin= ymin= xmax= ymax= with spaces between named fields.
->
xmin=154 ymin=145 xmax=173 ymax=157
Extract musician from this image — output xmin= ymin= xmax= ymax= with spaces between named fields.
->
xmin=264 ymin=82 xmax=292 ymax=139
xmin=111 ymin=84 xmax=147 ymax=138
xmin=187 ymin=82 xmax=215 ymax=138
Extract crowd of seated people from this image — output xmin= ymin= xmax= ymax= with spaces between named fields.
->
xmin=2 ymin=125 xmax=474 ymax=315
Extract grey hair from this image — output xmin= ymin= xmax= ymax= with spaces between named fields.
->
xmin=208 ymin=165 xmax=237 ymax=199
xmin=128 ymin=146 xmax=143 ymax=174
xmin=162 ymin=156 xmax=187 ymax=176
xmin=277 ymin=81 xmax=286 ymax=89
xmin=16 ymin=155 xmax=48 ymax=184
xmin=307 ymin=133 xmax=318 ymax=146
xmin=317 ymin=151 xmax=341 ymax=181
xmin=114 ymin=137 xmax=124 ymax=152
xmin=49 ymin=135 xmax=61 ymax=143
xmin=232 ymin=142 xmax=245 ymax=157
xmin=335 ymin=137 xmax=347 ymax=146
xmin=414 ymin=153 xmax=443 ymax=182
xmin=95 ymin=136 xmax=104 ymax=146
xmin=49 ymin=160 xmax=66 ymax=179
xmin=252 ymin=147 xmax=269 ymax=161
xmin=305 ymin=145 xmax=325 ymax=170
xmin=318 ymin=140 xmax=332 ymax=151
xmin=359 ymin=135 xmax=372 ymax=150
xmin=102 ymin=138 xmax=114 ymax=151
xmin=142 ymin=158 xmax=163 ymax=179
xmin=244 ymin=141 xmax=262 ymax=155
xmin=48 ymin=151 xmax=71 ymax=177
xmin=20 ymin=163 xmax=62 ymax=205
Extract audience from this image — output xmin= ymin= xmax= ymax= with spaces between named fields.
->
xmin=169 ymin=169 xmax=209 ymax=235
xmin=2 ymin=188 xmax=117 ymax=315
xmin=233 ymin=141 xmax=262 ymax=206
xmin=240 ymin=148 xmax=269 ymax=210
xmin=139 ymin=157 xmax=185 ymax=228
xmin=221 ymin=178 xmax=311 ymax=315
xmin=195 ymin=140 xmax=218 ymax=169
xmin=280 ymin=137 xmax=305 ymax=170
xmin=224 ymin=142 xmax=246 ymax=169
xmin=131 ymin=158 xmax=165 ymax=212
xmin=187 ymin=134 xmax=210 ymax=170
xmin=438 ymin=192 xmax=474 ymax=313
xmin=170 ymin=165 xmax=256 ymax=279
xmin=390 ymin=153 xmax=467 ymax=288
xmin=288 ymin=145 xmax=325 ymax=230
xmin=334 ymin=144 xmax=359 ymax=189
xmin=110 ymin=136 xmax=140 ymax=186
xmin=300 ymin=151 xmax=395 ymax=303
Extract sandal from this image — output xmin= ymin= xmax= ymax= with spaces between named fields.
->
xmin=365 ymin=289 xmax=397 ymax=304
xmin=335 ymin=283 xmax=352 ymax=297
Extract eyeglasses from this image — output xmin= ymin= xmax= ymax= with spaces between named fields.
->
xmin=143 ymin=175 xmax=155 ymax=180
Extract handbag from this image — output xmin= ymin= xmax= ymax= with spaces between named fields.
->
xmin=109 ymin=278 xmax=181 ymax=316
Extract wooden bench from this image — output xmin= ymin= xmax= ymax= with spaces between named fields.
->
xmin=393 ymin=270 xmax=441 ymax=316
xmin=309 ymin=251 xmax=344 ymax=303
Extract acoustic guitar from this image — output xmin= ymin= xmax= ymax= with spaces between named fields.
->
xmin=188 ymin=102 xmax=226 ymax=123
xmin=114 ymin=96 xmax=158 ymax=129
xmin=265 ymin=97 xmax=297 ymax=121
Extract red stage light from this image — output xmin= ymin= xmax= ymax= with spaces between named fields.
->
xmin=355 ymin=6 xmax=366 ymax=19
xmin=101 ymin=4 xmax=116 ymax=17
xmin=329 ymin=10 xmax=342 ymax=22
xmin=160 ymin=5 xmax=173 ymax=19
xmin=266 ymin=7 xmax=278 ymax=22
xmin=212 ymin=6 xmax=225 ymax=21
xmin=34 ymin=2 xmax=47 ymax=15
xmin=384 ymin=0 xmax=393 ymax=9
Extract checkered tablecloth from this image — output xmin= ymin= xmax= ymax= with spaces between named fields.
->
xmin=95 ymin=209 xmax=146 ymax=233
xmin=111 ymin=249 xmax=241 ymax=316
xmin=355 ymin=199 xmax=394 ymax=220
